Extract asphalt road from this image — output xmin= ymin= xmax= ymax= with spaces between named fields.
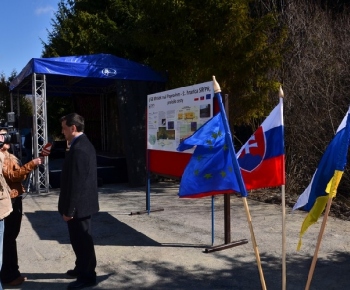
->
xmin=6 ymin=182 xmax=350 ymax=289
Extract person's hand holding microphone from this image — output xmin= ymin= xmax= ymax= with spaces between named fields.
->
xmin=34 ymin=143 xmax=52 ymax=165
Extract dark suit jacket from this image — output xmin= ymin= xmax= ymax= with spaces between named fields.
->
xmin=58 ymin=134 xmax=99 ymax=218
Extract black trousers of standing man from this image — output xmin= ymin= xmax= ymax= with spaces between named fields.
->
xmin=67 ymin=216 xmax=97 ymax=283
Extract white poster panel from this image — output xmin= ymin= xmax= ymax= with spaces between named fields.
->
xmin=147 ymin=81 xmax=214 ymax=152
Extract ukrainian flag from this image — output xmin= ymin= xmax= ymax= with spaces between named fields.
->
xmin=293 ymin=107 xmax=350 ymax=250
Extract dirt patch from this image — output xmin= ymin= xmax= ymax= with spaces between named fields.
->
xmin=158 ymin=177 xmax=350 ymax=221
xmin=247 ymin=188 xmax=350 ymax=221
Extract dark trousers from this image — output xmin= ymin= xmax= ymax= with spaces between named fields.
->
xmin=0 ymin=197 xmax=22 ymax=283
xmin=67 ymin=216 xmax=96 ymax=282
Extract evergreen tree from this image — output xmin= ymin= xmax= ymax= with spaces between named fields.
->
xmin=42 ymin=0 xmax=287 ymax=124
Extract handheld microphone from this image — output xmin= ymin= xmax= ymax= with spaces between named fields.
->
xmin=40 ymin=143 xmax=52 ymax=156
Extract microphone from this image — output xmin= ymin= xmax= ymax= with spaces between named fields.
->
xmin=40 ymin=143 xmax=52 ymax=156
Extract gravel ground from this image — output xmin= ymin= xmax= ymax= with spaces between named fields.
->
xmin=7 ymin=182 xmax=350 ymax=290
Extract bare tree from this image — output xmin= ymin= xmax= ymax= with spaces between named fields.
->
xmin=280 ymin=1 xmax=350 ymax=200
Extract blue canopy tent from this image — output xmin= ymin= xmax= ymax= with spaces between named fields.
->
xmin=10 ymin=53 xmax=166 ymax=192
xmin=10 ymin=53 xmax=166 ymax=94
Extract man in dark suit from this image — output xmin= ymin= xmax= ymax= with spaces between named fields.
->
xmin=58 ymin=113 xmax=99 ymax=289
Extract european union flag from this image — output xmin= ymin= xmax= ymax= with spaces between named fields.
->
xmin=177 ymin=112 xmax=246 ymax=198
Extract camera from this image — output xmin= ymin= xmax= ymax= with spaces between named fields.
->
xmin=0 ymin=131 xmax=20 ymax=148
xmin=0 ymin=112 xmax=21 ymax=148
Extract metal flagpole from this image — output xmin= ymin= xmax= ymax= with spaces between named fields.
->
xmin=211 ymin=196 xmax=215 ymax=245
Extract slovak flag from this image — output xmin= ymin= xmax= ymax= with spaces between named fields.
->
xmin=236 ymin=101 xmax=285 ymax=190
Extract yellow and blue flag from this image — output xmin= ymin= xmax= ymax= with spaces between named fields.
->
xmin=293 ymin=107 xmax=350 ymax=250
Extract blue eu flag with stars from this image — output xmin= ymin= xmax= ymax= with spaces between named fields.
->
xmin=177 ymin=112 xmax=246 ymax=198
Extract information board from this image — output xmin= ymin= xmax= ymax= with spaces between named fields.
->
xmin=147 ymin=81 xmax=214 ymax=152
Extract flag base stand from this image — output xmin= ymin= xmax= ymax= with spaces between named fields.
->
xmin=204 ymin=239 xmax=248 ymax=253
xmin=129 ymin=208 xmax=164 ymax=215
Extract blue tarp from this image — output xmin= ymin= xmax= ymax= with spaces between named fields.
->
xmin=10 ymin=53 xmax=166 ymax=94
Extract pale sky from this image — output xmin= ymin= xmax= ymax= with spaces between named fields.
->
xmin=0 ymin=0 xmax=60 ymax=77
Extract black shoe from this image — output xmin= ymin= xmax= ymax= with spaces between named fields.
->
xmin=67 ymin=279 xmax=96 ymax=289
xmin=66 ymin=269 xmax=78 ymax=278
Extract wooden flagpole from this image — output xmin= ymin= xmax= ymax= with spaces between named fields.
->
xmin=213 ymin=76 xmax=266 ymax=289
xmin=304 ymin=144 xmax=347 ymax=289
xmin=278 ymin=87 xmax=287 ymax=290
xmin=282 ymin=184 xmax=286 ymax=290
xmin=242 ymin=197 xmax=267 ymax=290
xmin=303 ymin=109 xmax=350 ymax=289
xmin=305 ymin=197 xmax=333 ymax=290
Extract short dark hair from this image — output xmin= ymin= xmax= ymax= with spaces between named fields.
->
xmin=60 ymin=113 xmax=85 ymax=132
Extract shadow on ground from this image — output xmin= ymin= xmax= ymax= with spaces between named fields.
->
xmin=24 ymin=210 xmax=350 ymax=289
